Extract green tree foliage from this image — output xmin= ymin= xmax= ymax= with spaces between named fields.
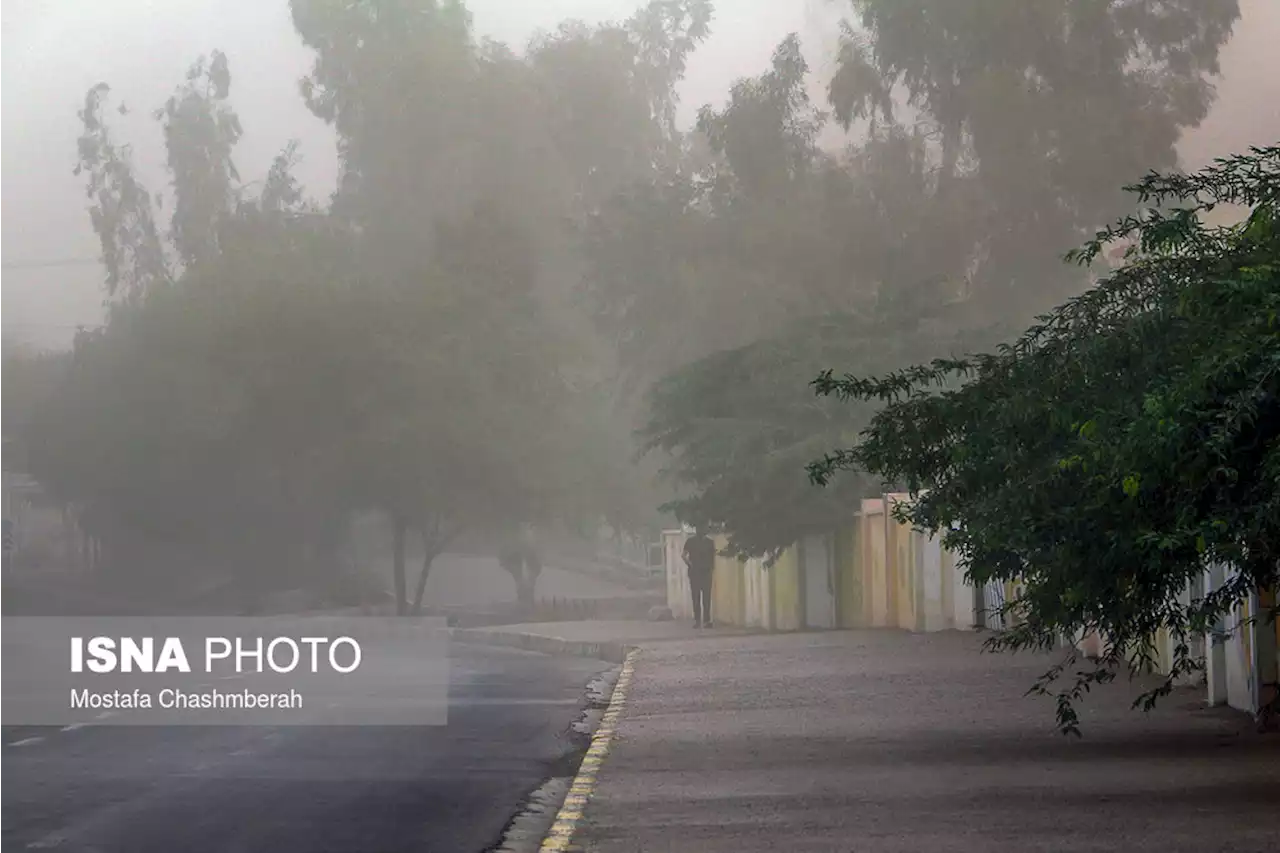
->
xmin=643 ymin=316 xmax=920 ymax=561
xmin=810 ymin=147 xmax=1280 ymax=732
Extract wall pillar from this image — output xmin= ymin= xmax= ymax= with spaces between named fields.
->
xmin=1204 ymin=562 xmax=1228 ymax=706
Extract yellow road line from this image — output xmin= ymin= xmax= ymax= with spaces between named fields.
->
xmin=539 ymin=649 xmax=639 ymax=853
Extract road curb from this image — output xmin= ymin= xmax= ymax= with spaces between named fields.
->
xmin=449 ymin=627 xmax=638 ymax=664
xmin=454 ymin=627 xmax=642 ymax=853
xmin=539 ymin=647 xmax=638 ymax=853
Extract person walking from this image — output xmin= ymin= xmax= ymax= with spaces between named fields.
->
xmin=682 ymin=526 xmax=716 ymax=628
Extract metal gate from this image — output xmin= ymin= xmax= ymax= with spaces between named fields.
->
xmin=982 ymin=580 xmax=1006 ymax=630
xmin=801 ymin=533 xmax=837 ymax=629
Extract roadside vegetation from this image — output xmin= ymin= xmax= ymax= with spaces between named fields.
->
xmin=6 ymin=1 xmax=1274 ymax=727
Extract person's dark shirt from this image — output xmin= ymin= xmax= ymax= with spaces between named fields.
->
xmin=683 ymin=535 xmax=716 ymax=577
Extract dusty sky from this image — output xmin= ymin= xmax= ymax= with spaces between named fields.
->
xmin=2 ymin=0 xmax=1277 ymax=349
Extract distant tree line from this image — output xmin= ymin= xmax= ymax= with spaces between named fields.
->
xmin=8 ymin=0 xmax=1274 ymax=708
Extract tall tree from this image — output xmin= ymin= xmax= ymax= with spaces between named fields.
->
xmin=642 ymin=315 xmax=903 ymax=561
xmin=2 ymin=345 xmax=72 ymax=475
xmin=622 ymin=38 xmax=980 ymax=556
xmin=49 ymin=53 xmax=383 ymax=603
xmin=584 ymin=34 xmax=835 ymax=395
xmin=632 ymin=0 xmax=1242 ymax=562
xmin=829 ymin=0 xmax=1242 ymax=322
xmin=44 ymin=3 xmax=735 ymax=611
xmin=811 ymin=147 xmax=1280 ymax=733
xmin=75 ymin=84 xmax=170 ymax=301
xmin=155 ymin=50 xmax=243 ymax=269
xmin=290 ymin=0 xmax=710 ymax=545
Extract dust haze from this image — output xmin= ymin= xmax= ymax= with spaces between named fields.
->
xmin=3 ymin=0 xmax=1278 ymax=617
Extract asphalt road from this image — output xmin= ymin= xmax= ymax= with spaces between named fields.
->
xmin=2 ymin=642 xmax=607 ymax=853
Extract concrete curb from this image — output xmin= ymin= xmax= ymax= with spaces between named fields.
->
xmin=453 ymin=627 xmax=641 ymax=852
xmin=538 ymin=648 xmax=638 ymax=853
xmin=450 ymin=627 xmax=637 ymax=664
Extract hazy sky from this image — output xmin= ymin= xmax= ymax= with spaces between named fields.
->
xmin=2 ymin=0 xmax=1277 ymax=349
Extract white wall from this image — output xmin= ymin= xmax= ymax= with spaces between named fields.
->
xmin=663 ymin=529 xmax=692 ymax=620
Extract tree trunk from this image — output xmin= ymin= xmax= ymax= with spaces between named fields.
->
xmin=392 ymin=517 xmax=407 ymax=616
xmin=60 ymin=506 xmax=74 ymax=568
xmin=499 ymin=553 xmax=523 ymax=607
xmin=409 ymin=516 xmax=463 ymax=616
xmin=409 ymin=548 xmax=435 ymax=616
xmin=516 ymin=570 xmax=535 ymax=607
xmin=523 ymin=553 xmax=542 ymax=607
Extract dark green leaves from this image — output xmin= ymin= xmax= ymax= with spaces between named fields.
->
xmin=814 ymin=146 xmax=1280 ymax=732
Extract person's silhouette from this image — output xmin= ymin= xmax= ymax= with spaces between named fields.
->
xmin=681 ymin=526 xmax=716 ymax=628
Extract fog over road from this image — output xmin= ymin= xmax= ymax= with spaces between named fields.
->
xmin=418 ymin=554 xmax=645 ymax=608
xmin=0 ymin=550 xmax=648 ymax=617
xmin=2 ymin=643 xmax=607 ymax=853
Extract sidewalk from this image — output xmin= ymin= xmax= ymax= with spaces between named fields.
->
xmin=464 ymin=619 xmax=757 ymax=645
xmin=520 ymin=623 xmax=1280 ymax=853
